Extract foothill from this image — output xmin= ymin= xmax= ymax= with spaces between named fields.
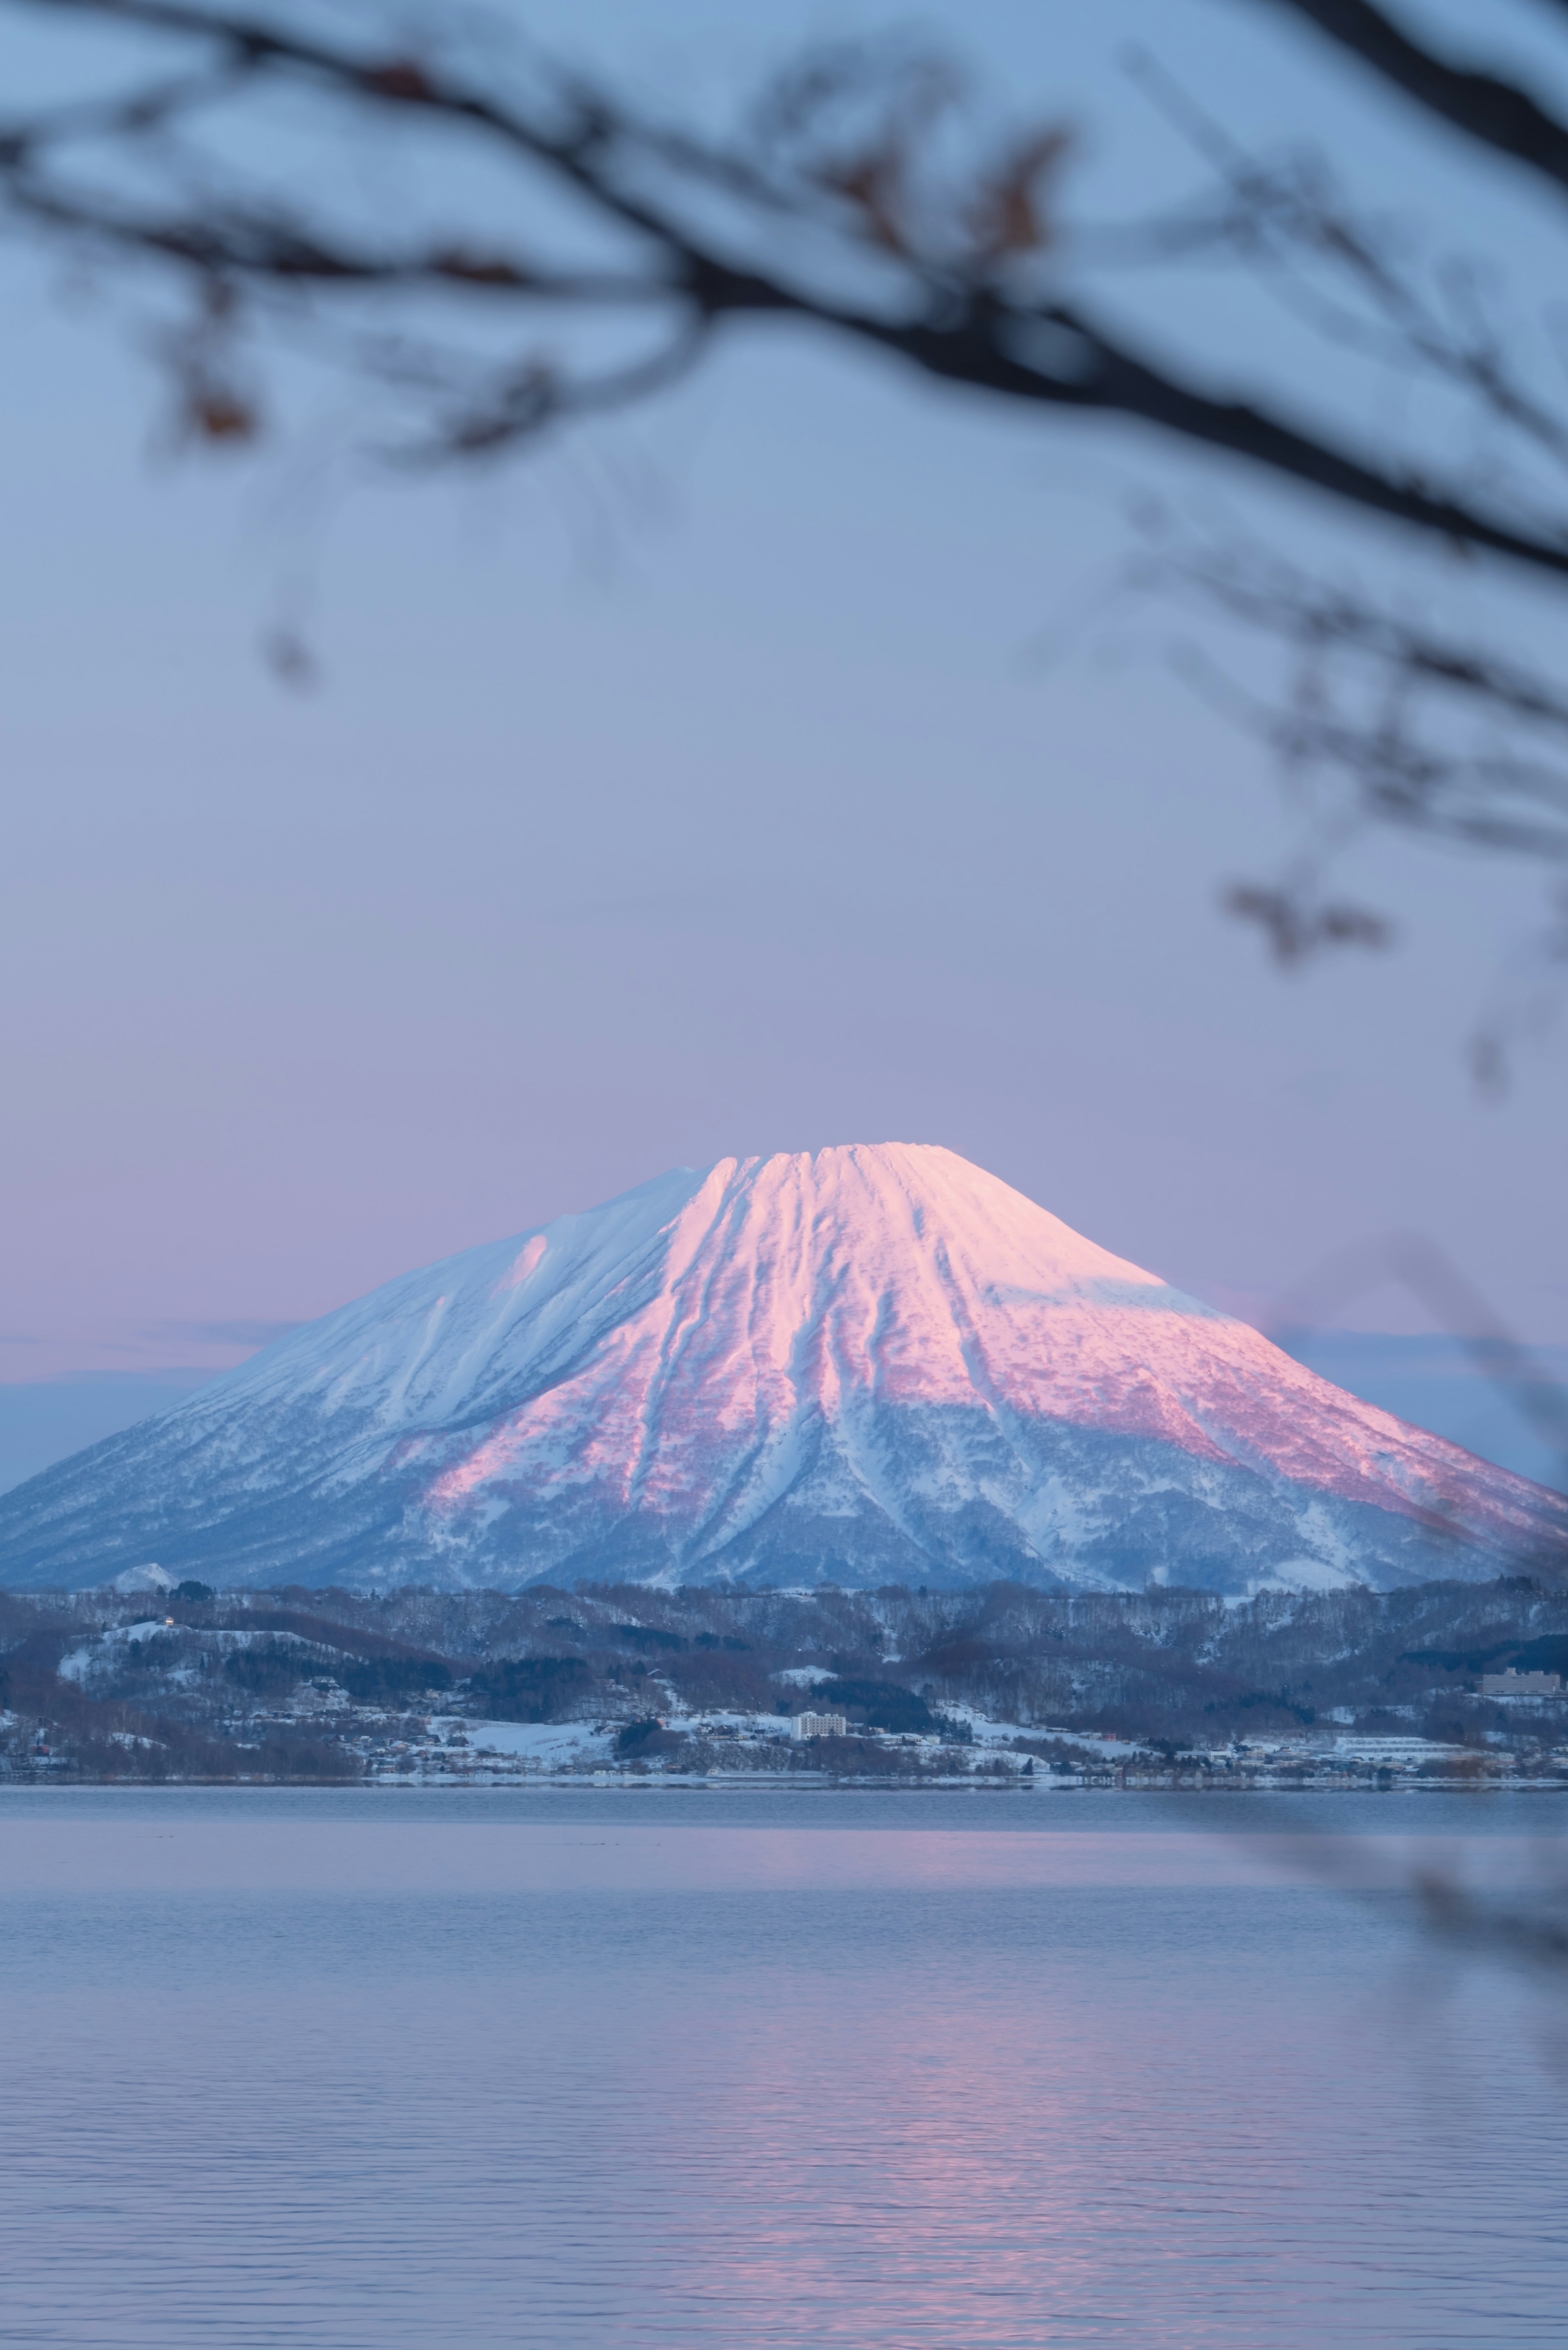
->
xmin=4 ymin=1573 xmax=1565 ymax=1789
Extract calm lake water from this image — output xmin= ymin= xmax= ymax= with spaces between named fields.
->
xmin=1 ymin=1785 xmax=1564 ymax=2348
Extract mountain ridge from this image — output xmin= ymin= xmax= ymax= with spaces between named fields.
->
xmin=1 ymin=1143 xmax=1561 ymax=1593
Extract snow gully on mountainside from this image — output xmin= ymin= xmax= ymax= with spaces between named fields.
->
xmin=0 ymin=1145 xmax=1562 ymax=1592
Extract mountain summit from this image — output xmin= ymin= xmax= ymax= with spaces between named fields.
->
xmin=1 ymin=1144 xmax=1561 ymax=1592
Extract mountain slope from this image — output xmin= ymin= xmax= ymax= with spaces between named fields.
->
xmin=1 ymin=1145 xmax=1561 ymax=1593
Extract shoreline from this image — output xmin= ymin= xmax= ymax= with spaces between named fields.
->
xmin=3 ymin=1771 xmax=1563 ymax=1793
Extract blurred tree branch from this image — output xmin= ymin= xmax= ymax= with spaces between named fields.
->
xmin=4 ymin=0 xmax=1568 ymax=564
xmin=7 ymin=0 xmax=1568 ymax=1059
xmin=1253 ymin=0 xmax=1568 ymax=195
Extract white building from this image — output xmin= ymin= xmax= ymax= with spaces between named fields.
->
xmin=1330 ymin=1736 xmax=1472 ymax=1766
xmin=1481 ymin=1668 xmax=1563 ymax=1699
xmin=791 ymin=1711 xmax=849 ymax=1741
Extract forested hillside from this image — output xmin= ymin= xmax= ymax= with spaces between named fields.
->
xmin=3 ymin=1576 xmax=1566 ymax=1779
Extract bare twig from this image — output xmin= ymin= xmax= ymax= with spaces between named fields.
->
xmin=1250 ymin=0 xmax=1568 ymax=199
xmin=7 ymin=0 xmax=1568 ymax=568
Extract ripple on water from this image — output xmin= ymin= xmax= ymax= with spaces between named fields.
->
xmin=0 ymin=1790 xmax=1561 ymax=2350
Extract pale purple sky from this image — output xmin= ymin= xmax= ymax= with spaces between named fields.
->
xmin=3 ymin=0 xmax=1566 ymax=1478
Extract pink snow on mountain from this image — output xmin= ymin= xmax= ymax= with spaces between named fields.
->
xmin=416 ymin=1145 xmax=1539 ymax=1554
xmin=6 ymin=1141 xmax=1558 ymax=1593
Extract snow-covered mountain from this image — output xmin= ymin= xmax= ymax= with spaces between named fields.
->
xmin=2 ymin=1144 xmax=1561 ymax=1594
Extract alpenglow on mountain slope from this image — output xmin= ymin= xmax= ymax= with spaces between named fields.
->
xmin=2 ymin=1145 xmax=1562 ymax=1594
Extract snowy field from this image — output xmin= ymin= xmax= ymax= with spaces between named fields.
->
xmin=427 ymin=1719 xmax=615 ymax=1767
xmin=411 ymin=1705 xmax=1128 ymax=1778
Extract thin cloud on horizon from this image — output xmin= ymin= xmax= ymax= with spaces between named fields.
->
xmin=140 ymin=1319 xmax=309 ymax=1350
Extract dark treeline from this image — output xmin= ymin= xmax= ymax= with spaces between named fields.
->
xmin=260 ymin=1574 xmax=1568 ymax=1744
xmin=4 ymin=1576 xmax=1568 ymax=1772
